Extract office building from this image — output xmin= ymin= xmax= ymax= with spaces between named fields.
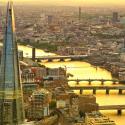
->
xmin=0 ymin=2 xmax=25 ymax=124
xmin=112 ymin=12 xmax=118 ymax=23
xmin=27 ymin=89 xmax=51 ymax=120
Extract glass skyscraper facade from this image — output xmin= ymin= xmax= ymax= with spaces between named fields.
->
xmin=0 ymin=2 xmax=25 ymax=124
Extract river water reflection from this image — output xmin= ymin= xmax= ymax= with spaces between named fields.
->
xmin=41 ymin=61 xmax=125 ymax=125
xmin=19 ymin=45 xmax=125 ymax=125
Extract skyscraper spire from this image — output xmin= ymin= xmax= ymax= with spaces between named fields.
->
xmin=0 ymin=1 xmax=25 ymax=124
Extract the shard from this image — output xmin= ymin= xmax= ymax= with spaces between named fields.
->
xmin=0 ymin=1 xmax=25 ymax=124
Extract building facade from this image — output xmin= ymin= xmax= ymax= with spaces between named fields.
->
xmin=0 ymin=2 xmax=25 ymax=124
xmin=85 ymin=112 xmax=116 ymax=125
xmin=27 ymin=89 xmax=51 ymax=120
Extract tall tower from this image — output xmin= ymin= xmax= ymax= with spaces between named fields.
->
xmin=47 ymin=15 xmax=53 ymax=25
xmin=0 ymin=2 xmax=25 ymax=125
xmin=112 ymin=12 xmax=118 ymax=23
xmin=79 ymin=7 xmax=81 ymax=21
xmin=124 ymin=37 xmax=125 ymax=48
xmin=32 ymin=47 xmax=36 ymax=61
xmin=0 ymin=7 xmax=2 ymax=31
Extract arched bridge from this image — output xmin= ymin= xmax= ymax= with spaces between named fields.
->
xmin=99 ymin=105 xmax=125 ymax=115
xmin=99 ymin=105 xmax=125 ymax=110
xmin=69 ymin=85 xmax=125 ymax=95
xmin=31 ymin=55 xmax=88 ymax=62
xmin=68 ymin=79 xmax=125 ymax=85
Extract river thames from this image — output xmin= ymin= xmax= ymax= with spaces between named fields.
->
xmin=19 ymin=45 xmax=125 ymax=125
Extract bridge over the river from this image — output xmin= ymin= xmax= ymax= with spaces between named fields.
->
xmin=69 ymin=85 xmax=125 ymax=95
xmin=30 ymin=55 xmax=88 ymax=62
xmin=68 ymin=79 xmax=122 ymax=85
xmin=99 ymin=105 xmax=125 ymax=115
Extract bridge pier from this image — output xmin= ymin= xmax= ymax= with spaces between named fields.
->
xmin=76 ymin=79 xmax=79 ymax=85
xmin=106 ymin=89 xmax=109 ymax=95
xmin=80 ymin=89 xmax=83 ymax=95
xmin=88 ymin=79 xmax=91 ymax=85
xmin=37 ymin=59 xmax=41 ymax=62
xmin=48 ymin=59 xmax=53 ymax=62
xmin=93 ymin=89 xmax=96 ymax=95
xmin=60 ymin=58 xmax=64 ymax=62
xmin=118 ymin=89 xmax=123 ymax=95
xmin=101 ymin=80 xmax=104 ymax=85
xmin=113 ymin=82 xmax=116 ymax=85
xmin=32 ymin=47 xmax=36 ymax=61
xmin=117 ymin=110 xmax=122 ymax=115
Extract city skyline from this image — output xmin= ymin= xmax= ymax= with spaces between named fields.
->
xmin=1 ymin=0 xmax=125 ymax=7
xmin=0 ymin=0 xmax=125 ymax=125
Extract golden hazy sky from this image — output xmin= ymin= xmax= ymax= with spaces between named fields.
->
xmin=1 ymin=0 xmax=125 ymax=6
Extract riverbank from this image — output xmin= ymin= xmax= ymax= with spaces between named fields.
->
xmin=40 ymin=60 xmax=125 ymax=125
xmin=17 ymin=45 xmax=125 ymax=125
xmin=15 ymin=40 xmax=121 ymax=79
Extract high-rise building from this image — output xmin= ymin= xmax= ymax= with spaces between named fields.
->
xmin=47 ymin=15 xmax=53 ymax=25
xmin=112 ymin=12 xmax=118 ymax=23
xmin=27 ymin=89 xmax=51 ymax=120
xmin=0 ymin=2 xmax=25 ymax=124
xmin=79 ymin=7 xmax=81 ymax=21
xmin=0 ymin=12 xmax=3 ymax=40
xmin=0 ymin=19 xmax=2 ymax=34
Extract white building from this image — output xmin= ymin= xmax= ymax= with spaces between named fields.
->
xmin=85 ymin=111 xmax=116 ymax=125
xmin=27 ymin=89 xmax=51 ymax=120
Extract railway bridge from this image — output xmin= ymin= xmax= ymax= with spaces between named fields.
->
xmin=99 ymin=105 xmax=125 ymax=115
xmin=69 ymin=86 xmax=125 ymax=95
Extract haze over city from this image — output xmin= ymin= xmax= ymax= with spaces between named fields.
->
xmin=1 ymin=0 xmax=125 ymax=7
xmin=1 ymin=0 xmax=125 ymax=125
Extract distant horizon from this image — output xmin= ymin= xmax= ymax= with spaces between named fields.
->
xmin=1 ymin=4 xmax=125 ymax=10
xmin=1 ymin=0 xmax=125 ymax=7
